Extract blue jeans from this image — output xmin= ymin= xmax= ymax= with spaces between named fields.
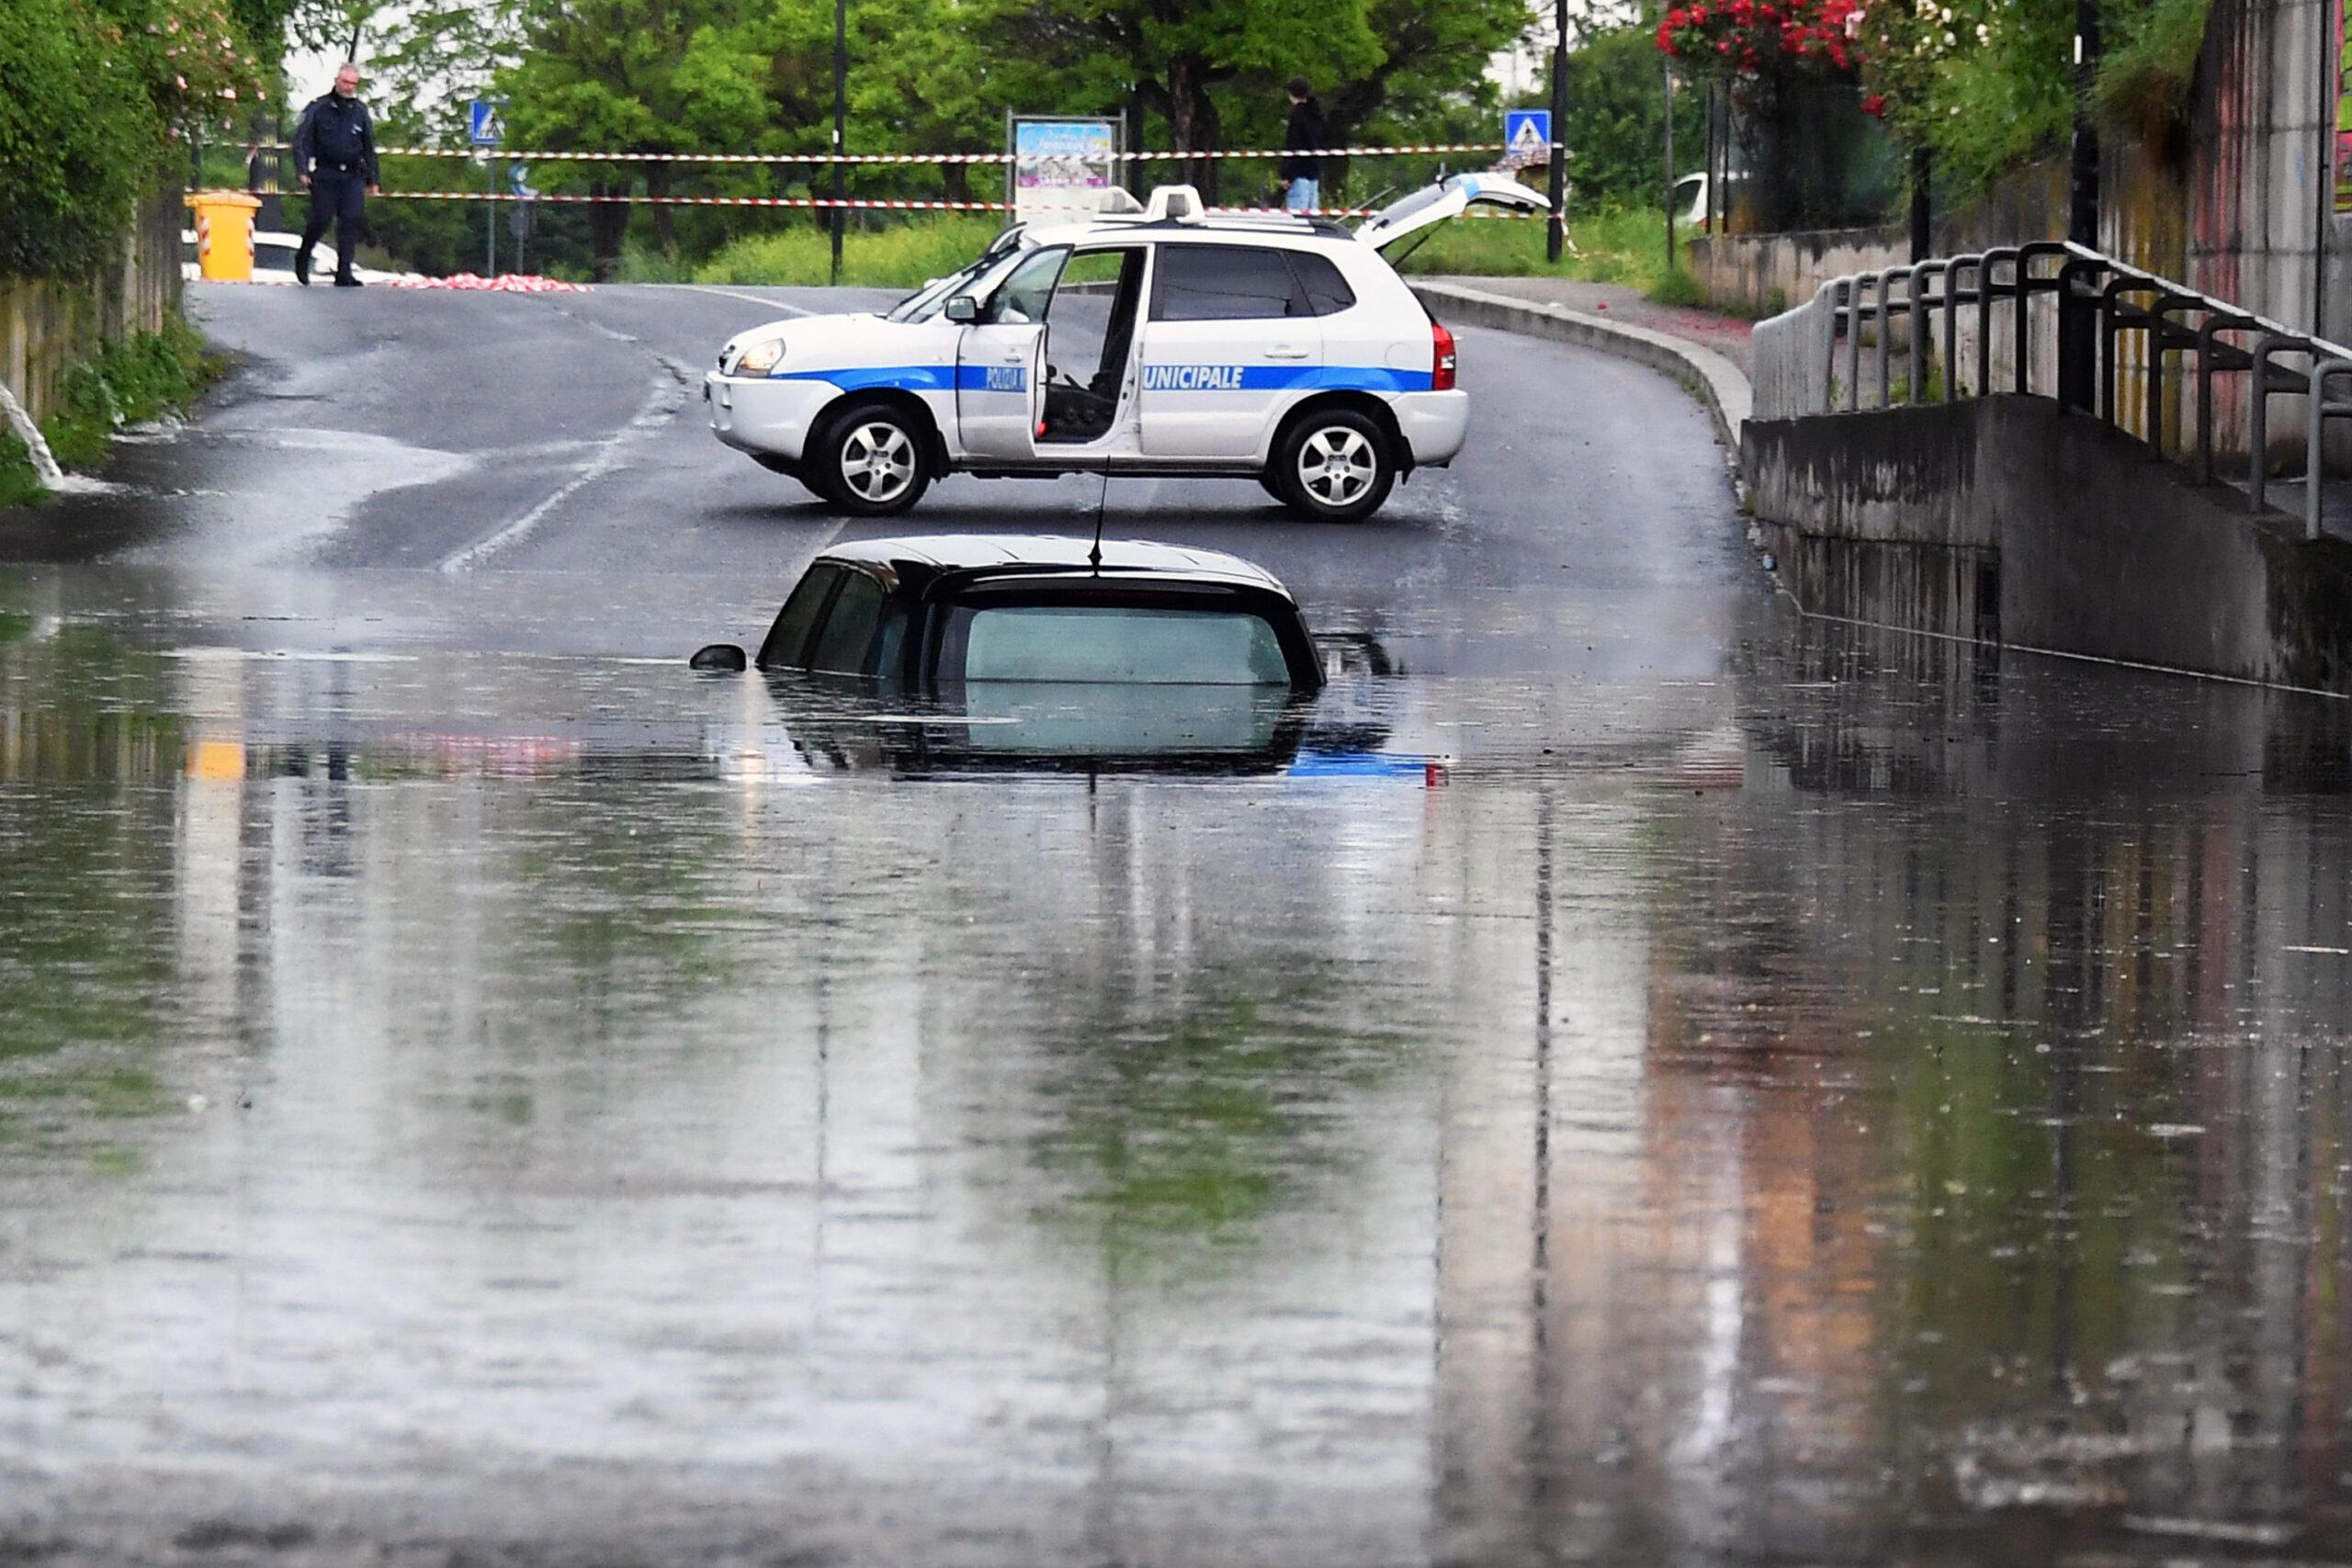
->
xmin=1284 ymin=177 xmax=1318 ymax=212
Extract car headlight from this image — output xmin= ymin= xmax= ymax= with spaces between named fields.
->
xmin=733 ymin=334 xmax=786 ymax=377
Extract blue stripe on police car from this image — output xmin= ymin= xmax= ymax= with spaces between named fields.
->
xmin=773 ymin=364 xmax=1431 ymax=394
xmin=1142 ymin=365 xmax=1435 ymax=394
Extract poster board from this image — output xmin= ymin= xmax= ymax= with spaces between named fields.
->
xmin=1010 ymin=118 xmax=1122 ymax=221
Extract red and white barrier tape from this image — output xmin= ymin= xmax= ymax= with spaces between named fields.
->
xmin=319 ymin=188 xmax=1559 ymax=220
xmin=265 ymin=140 xmax=1558 ymax=166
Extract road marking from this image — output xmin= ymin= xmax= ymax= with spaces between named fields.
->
xmin=438 ymin=371 xmax=681 ymax=572
xmin=681 ymin=285 xmax=815 ymax=315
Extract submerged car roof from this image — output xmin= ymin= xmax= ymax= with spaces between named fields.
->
xmin=818 ymin=534 xmax=1293 ymax=592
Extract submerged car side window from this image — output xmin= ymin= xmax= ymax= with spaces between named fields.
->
xmin=808 ymin=571 xmax=888 ymax=673
xmin=1150 ymin=245 xmax=1309 ymax=321
xmin=757 ymin=564 xmax=843 ymax=667
xmin=943 ymin=604 xmax=1292 ymax=684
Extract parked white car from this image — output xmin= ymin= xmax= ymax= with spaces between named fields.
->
xmin=704 ymin=174 xmax=1550 ymax=523
xmin=181 ymin=229 xmax=401 ymax=285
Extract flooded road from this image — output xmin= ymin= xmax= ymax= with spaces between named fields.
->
xmin=6 ymin=285 xmax=2352 ymax=1562
xmin=5 ymin=563 xmax=2352 ymax=1564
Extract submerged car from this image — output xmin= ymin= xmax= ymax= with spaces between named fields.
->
xmin=692 ymin=533 xmax=1325 ymax=692
xmin=703 ymin=174 xmax=1550 ymax=523
xmin=691 ymin=534 xmax=1326 ymax=769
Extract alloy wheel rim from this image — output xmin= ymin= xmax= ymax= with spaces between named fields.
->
xmin=842 ymin=423 xmax=915 ymax=502
xmin=1299 ymin=427 xmax=1374 ymax=508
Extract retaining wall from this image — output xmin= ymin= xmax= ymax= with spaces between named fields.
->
xmin=1 ymin=189 xmax=184 ymax=425
xmin=1745 ymin=395 xmax=2352 ymax=693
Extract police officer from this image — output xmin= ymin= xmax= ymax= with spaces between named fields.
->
xmin=292 ymin=62 xmax=380 ymax=288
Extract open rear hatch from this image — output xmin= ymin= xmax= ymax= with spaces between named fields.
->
xmin=1354 ymin=172 xmax=1552 ymax=259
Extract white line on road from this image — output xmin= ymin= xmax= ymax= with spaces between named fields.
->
xmin=438 ymin=370 xmax=682 ymax=572
xmin=680 ymin=286 xmax=815 ymax=314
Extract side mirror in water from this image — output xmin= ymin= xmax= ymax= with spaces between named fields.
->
xmin=689 ymin=643 xmax=748 ymax=672
xmin=944 ymin=295 xmax=978 ymax=323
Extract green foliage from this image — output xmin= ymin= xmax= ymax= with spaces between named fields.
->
xmin=688 ymin=215 xmax=1001 ymax=287
xmin=0 ymin=0 xmax=276 ymax=279
xmin=1856 ymin=0 xmax=2201 ymax=196
xmin=33 ymin=313 xmax=218 ymax=480
xmin=1395 ymin=204 xmax=1690 ymax=293
xmin=2094 ymin=0 xmax=2211 ymax=150
xmin=1647 ymin=263 xmax=1708 ymax=306
xmin=1556 ymin=25 xmax=1708 ymax=209
xmin=0 ymin=434 xmax=45 ymax=509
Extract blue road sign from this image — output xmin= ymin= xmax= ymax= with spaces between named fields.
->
xmin=469 ymin=98 xmax=505 ymax=147
xmin=510 ymin=161 xmax=537 ymax=197
xmin=1504 ymin=109 xmax=1552 ymax=167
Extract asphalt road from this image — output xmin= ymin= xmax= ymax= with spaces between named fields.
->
xmin=0 ymin=279 xmax=1753 ymax=673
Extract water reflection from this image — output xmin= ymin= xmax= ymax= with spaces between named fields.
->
xmin=6 ymin=588 xmax=2352 ymax=1560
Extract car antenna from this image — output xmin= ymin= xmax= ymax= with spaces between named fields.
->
xmin=1088 ymin=460 xmax=1110 ymax=571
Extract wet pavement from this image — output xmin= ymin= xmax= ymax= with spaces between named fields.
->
xmin=3 ymin=286 xmax=2352 ymax=1564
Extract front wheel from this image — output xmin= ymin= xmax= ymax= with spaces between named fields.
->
xmin=817 ymin=401 xmax=933 ymax=516
xmin=1271 ymin=409 xmax=1396 ymax=524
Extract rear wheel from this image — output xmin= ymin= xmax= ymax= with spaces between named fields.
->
xmin=816 ymin=401 xmax=933 ymax=515
xmin=1271 ymin=409 xmax=1396 ymax=524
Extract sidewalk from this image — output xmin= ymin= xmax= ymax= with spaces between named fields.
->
xmin=1415 ymin=274 xmax=1758 ymax=458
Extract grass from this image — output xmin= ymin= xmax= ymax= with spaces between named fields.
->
xmin=1394 ymin=205 xmax=1708 ymax=305
xmin=0 ymin=434 xmax=42 ymax=509
xmin=670 ymin=207 xmax=1724 ymax=312
xmin=1 ymin=312 xmax=224 ymax=504
xmin=665 ymin=216 xmax=1005 ymax=290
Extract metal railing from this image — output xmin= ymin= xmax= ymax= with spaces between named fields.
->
xmin=1751 ymin=240 xmax=2349 ymax=541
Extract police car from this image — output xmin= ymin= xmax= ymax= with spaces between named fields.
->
xmin=704 ymin=174 xmax=1549 ymax=523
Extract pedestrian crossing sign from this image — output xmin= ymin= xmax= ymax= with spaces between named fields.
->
xmin=469 ymin=99 xmax=504 ymax=147
xmin=1505 ymin=110 xmax=1552 ymax=169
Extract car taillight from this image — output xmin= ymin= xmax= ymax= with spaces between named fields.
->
xmin=1431 ymin=319 xmax=1457 ymax=391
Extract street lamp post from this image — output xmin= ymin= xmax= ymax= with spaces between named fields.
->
xmin=831 ymin=0 xmax=846 ymax=288
xmin=1546 ymin=0 xmax=1568 ymax=262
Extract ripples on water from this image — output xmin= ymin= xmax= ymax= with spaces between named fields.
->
xmin=2 ymin=576 xmax=2350 ymax=1565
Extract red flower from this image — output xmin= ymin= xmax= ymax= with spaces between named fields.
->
xmin=1860 ymin=92 xmax=1886 ymax=116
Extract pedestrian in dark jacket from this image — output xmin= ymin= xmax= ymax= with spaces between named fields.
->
xmin=1280 ymin=78 xmax=1329 ymax=213
xmin=292 ymin=62 xmax=380 ymax=288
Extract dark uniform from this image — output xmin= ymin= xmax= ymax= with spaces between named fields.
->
xmin=1280 ymin=94 xmax=1329 ymax=212
xmin=292 ymin=90 xmax=379 ymax=286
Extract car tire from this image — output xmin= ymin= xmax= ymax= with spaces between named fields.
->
xmin=816 ymin=401 xmax=933 ymax=516
xmin=1271 ymin=409 xmax=1396 ymax=524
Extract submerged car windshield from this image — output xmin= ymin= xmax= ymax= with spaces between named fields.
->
xmin=939 ymin=603 xmax=1295 ymax=685
xmin=882 ymin=228 xmax=1031 ymax=322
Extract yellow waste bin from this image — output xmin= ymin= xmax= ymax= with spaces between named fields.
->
xmin=185 ymin=190 xmax=263 ymax=281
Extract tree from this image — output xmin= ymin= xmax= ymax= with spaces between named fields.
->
xmin=1553 ymin=23 xmax=1706 ymax=209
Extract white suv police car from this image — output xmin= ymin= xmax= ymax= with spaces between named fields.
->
xmin=704 ymin=174 xmax=1548 ymax=523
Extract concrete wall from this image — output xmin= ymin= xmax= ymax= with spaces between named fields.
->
xmin=1745 ymin=395 xmax=2352 ymax=692
xmin=1 ymin=188 xmax=184 ymax=425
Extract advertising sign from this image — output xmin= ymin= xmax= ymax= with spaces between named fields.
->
xmin=1011 ymin=118 xmax=1120 ymax=221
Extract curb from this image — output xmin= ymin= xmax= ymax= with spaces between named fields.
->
xmin=1409 ymin=280 xmax=1753 ymax=463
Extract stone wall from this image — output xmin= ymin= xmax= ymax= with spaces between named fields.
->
xmin=1 ymin=188 xmax=184 ymax=426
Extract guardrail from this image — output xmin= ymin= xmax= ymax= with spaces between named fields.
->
xmin=1751 ymin=240 xmax=2348 ymax=541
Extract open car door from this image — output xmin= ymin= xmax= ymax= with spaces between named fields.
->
xmin=1353 ymin=173 xmax=1552 ymax=258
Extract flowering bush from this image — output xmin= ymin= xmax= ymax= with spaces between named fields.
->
xmin=1656 ymin=0 xmax=1864 ymax=81
xmin=0 ymin=0 xmax=273 ymax=278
